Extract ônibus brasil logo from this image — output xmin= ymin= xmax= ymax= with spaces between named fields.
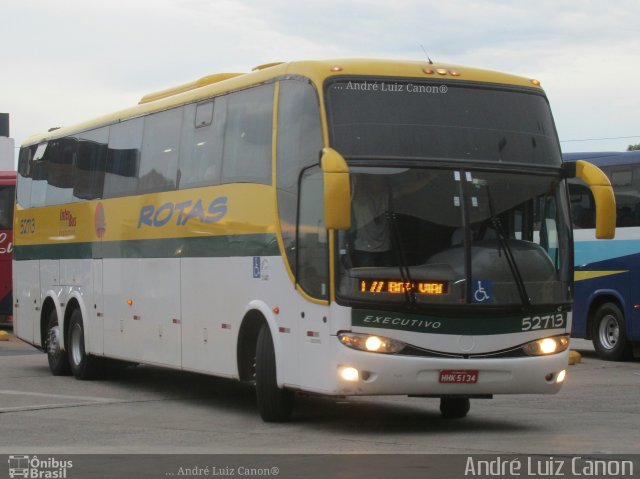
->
xmin=8 ymin=455 xmax=73 ymax=478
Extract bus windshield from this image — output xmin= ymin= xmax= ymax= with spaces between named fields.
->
xmin=326 ymin=78 xmax=562 ymax=166
xmin=336 ymin=167 xmax=572 ymax=309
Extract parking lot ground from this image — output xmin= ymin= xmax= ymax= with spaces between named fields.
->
xmin=1 ymin=332 xmax=639 ymax=455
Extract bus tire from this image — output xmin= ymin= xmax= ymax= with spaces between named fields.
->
xmin=67 ymin=309 xmax=102 ymax=380
xmin=255 ymin=323 xmax=294 ymax=422
xmin=592 ymin=302 xmax=632 ymax=361
xmin=440 ymin=397 xmax=470 ymax=419
xmin=46 ymin=309 xmax=70 ymax=376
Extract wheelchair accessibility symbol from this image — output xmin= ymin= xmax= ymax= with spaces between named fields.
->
xmin=472 ymin=279 xmax=492 ymax=303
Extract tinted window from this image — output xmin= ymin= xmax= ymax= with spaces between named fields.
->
xmin=46 ymin=137 xmax=76 ymax=205
xmin=30 ymin=142 xmax=52 ymax=207
xmin=104 ymin=118 xmax=142 ymax=197
xmin=605 ymin=165 xmax=640 ymax=227
xmin=75 ymin=127 xmax=109 ymax=200
xmin=297 ymin=167 xmax=328 ymax=299
xmin=17 ymin=146 xmax=35 ymax=208
xmin=138 ymin=108 xmax=181 ymax=194
xmin=276 ymin=79 xmax=323 ymax=275
xmin=326 ymin=79 xmax=561 ymax=166
xmin=178 ymin=100 xmax=225 ymax=189
xmin=195 ymin=101 xmax=214 ymax=128
xmin=221 ymin=84 xmax=274 ymax=184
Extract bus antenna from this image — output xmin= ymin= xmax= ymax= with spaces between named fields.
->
xmin=420 ymin=45 xmax=434 ymax=65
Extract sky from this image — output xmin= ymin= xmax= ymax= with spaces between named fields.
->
xmin=2 ymin=0 xmax=639 ymax=166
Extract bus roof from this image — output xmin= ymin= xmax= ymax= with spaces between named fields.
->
xmin=563 ymin=151 xmax=640 ymax=167
xmin=22 ymin=58 xmax=544 ymax=147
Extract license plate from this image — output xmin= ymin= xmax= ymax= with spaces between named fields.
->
xmin=439 ymin=369 xmax=479 ymax=384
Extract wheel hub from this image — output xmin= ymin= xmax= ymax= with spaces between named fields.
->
xmin=598 ymin=314 xmax=619 ymax=350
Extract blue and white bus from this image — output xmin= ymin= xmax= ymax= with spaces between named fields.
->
xmin=566 ymin=151 xmax=640 ymax=360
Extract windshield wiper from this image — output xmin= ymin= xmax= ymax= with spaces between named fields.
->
xmin=484 ymin=186 xmax=531 ymax=309
xmin=387 ymin=210 xmax=417 ymax=307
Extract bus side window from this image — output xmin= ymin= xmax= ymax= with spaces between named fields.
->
xmin=17 ymin=146 xmax=35 ymax=208
xmin=178 ymin=100 xmax=225 ymax=189
xmin=298 ymin=168 xmax=328 ymax=299
xmin=137 ymin=107 xmax=182 ymax=194
xmin=221 ymin=84 xmax=274 ymax=185
xmin=276 ymin=79 xmax=323 ymax=282
xmin=104 ymin=118 xmax=143 ymax=198
xmin=30 ymin=142 xmax=54 ymax=207
xmin=75 ymin=127 xmax=108 ymax=200
xmin=46 ymin=136 xmax=76 ymax=205
xmin=609 ymin=166 xmax=640 ymax=227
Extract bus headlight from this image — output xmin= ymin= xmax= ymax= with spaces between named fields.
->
xmin=522 ymin=335 xmax=570 ymax=356
xmin=338 ymin=332 xmax=406 ymax=354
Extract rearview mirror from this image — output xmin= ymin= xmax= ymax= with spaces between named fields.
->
xmin=320 ymin=148 xmax=351 ymax=230
xmin=574 ymin=160 xmax=616 ymax=239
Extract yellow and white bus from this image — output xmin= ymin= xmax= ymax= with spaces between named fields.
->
xmin=13 ymin=59 xmax=615 ymax=421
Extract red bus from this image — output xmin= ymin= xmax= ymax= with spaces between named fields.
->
xmin=0 ymin=171 xmax=15 ymax=326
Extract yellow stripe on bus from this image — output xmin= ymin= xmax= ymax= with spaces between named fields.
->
xmin=14 ymin=183 xmax=275 ymax=247
xmin=574 ymin=270 xmax=628 ymax=282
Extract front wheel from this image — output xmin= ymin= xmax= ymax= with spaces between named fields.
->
xmin=255 ymin=323 xmax=294 ymax=422
xmin=68 ymin=309 xmax=102 ymax=379
xmin=592 ymin=302 xmax=632 ymax=361
xmin=440 ymin=397 xmax=470 ymax=419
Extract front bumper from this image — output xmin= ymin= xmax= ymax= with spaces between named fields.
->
xmin=305 ymin=339 xmax=568 ymax=397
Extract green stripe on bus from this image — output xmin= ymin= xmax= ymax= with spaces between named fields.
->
xmin=352 ymin=309 xmax=567 ymax=336
xmin=13 ymin=234 xmax=279 ymax=260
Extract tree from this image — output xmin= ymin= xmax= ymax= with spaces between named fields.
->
xmin=627 ymin=143 xmax=640 ymax=151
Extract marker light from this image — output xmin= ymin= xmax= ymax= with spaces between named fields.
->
xmin=435 ymin=68 xmax=448 ymax=75
xmin=339 ymin=332 xmax=406 ymax=354
xmin=530 ymin=79 xmax=541 ymax=86
xmin=339 ymin=367 xmax=359 ymax=382
xmin=330 ymin=65 xmax=343 ymax=72
xmin=523 ymin=335 xmax=570 ymax=356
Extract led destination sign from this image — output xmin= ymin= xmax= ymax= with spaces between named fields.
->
xmin=359 ymin=279 xmax=448 ymax=295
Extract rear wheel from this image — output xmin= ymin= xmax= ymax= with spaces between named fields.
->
xmin=592 ymin=302 xmax=632 ymax=361
xmin=440 ymin=397 xmax=470 ymax=419
xmin=46 ymin=309 xmax=70 ymax=376
xmin=255 ymin=323 xmax=294 ymax=422
xmin=68 ymin=309 xmax=102 ymax=379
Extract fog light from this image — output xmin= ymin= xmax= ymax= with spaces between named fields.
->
xmin=340 ymin=367 xmax=359 ymax=382
xmin=556 ymin=369 xmax=566 ymax=383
